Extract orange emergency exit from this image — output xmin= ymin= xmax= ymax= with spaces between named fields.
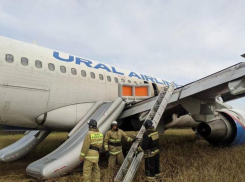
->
xmin=135 ymin=87 xmax=148 ymax=96
xmin=122 ymin=86 xmax=133 ymax=96
xmin=121 ymin=84 xmax=150 ymax=98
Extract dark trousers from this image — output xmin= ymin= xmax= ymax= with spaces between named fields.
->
xmin=145 ymin=152 xmax=160 ymax=177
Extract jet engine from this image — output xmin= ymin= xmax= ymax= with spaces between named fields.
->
xmin=197 ymin=109 xmax=245 ymax=145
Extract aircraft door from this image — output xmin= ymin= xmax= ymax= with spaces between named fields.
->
xmin=144 ymin=81 xmax=159 ymax=96
xmin=152 ymin=83 xmax=159 ymax=96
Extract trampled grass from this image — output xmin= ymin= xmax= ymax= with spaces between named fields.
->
xmin=1 ymin=129 xmax=245 ymax=182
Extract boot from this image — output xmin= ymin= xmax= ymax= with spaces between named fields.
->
xmin=146 ymin=176 xmax=157 ymax=182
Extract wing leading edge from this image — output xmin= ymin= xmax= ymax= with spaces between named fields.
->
xmin=120 ymin=62 xmax=245 ymax=119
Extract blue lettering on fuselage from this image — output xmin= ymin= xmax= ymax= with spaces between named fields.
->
xmin=76 ymin=57 xmax=93 ymax=67
xmin=154 ymin=78 xmax=163 ymax=84
xmin=53 ymin=51 xmax=74 ymax=62
xmin=112 ymin=67 xmax=124 ymax=75
xmin=162 ymin=80 xmax=170 ymax=86
xmin=144 ymin=75 xmax=155 ymax=82
xmin=94 ymin=63 xmax=112 ymax=72
xmin=129 ymin=72 xmax=141 ymax=79
xmin=140 ymin=74 xmax=145 ymax=80
xmin=52 ymin=51 xmax=180 ymax=86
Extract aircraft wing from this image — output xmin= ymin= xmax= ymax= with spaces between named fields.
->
xmin=119 ymin=62 xmax=245 ymax=119
xmin=171 ymin=62 xmax=245 ymax=102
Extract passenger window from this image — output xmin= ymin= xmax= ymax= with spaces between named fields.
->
xmin=107 ymin=76 xmax=111 ymax=82
xmin=81 ymin=70 xmax=86 ymax=77
xmin=60 ymin=66 xmax=66 ymax=73
xmin=71 ymin=68 xmax=77 ymax=75
xmin=134 ymin=81 xmax=137 ymax=84
xmin=114 ymin=77 xmax=118 ymax=83
xmin=21 ymin=57 xmax=28 ymax=66
xmin=99 ymin=74 xmax=104 ymax=80
xmin=91 ymin=72 xmax=95 ymax=79
xmin=35 ymin=60 xmax=42 ymax=68
xmin=121 ymin=79 xmax=125 ymax=83
xmin=128 ymin=80 xmax=131 ymax=83
xmin=48 ymin=63 xmax=55 ymax=71
xmin=5 ymin=54 xmax=14 ymax=63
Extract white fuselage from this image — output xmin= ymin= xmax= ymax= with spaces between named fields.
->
xmin=0 ymin=36 xmax=179 ymax=130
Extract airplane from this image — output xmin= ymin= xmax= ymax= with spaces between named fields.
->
xmin=0 ymin=36 xmax=244 ymax=180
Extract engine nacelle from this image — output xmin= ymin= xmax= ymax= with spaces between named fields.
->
xmin=197 ymin=109 xmax=245 ymax=145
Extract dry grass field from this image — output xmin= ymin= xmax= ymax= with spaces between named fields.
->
xmin=1 ymin=129 xmax=245 ymax=182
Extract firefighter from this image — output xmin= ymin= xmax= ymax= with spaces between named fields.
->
xmin=79 ymin=119 xmax=103 ymax=182
xmin=104 ymin=121 xmax=136 ymax=181
xmin=138 ymin=119 xmax=160 ymax=181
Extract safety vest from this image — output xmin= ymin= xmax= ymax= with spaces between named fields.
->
xmin=80 ymin=128 xmax=103 ymax=163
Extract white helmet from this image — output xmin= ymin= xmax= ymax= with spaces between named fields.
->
xmin=111 ymin=121 xmax=118 ymax=126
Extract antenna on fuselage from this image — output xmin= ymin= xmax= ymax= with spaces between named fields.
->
xmin=33 ymin=41 xmax=37 ymax=45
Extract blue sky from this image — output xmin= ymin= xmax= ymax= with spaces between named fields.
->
xmin=0 ymin=0 xmax=244 ymax=110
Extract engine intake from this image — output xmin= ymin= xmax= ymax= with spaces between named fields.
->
xmin=197 ymin=109 xmax=245 ymax=145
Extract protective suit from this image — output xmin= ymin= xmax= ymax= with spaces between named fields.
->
xmin=104 ymin=121 xmax=134 ymax=181
xmin=139 ymin=120 xmax=160 ymax=181
xmin=80 ymin=120 xmax=103 ymax=182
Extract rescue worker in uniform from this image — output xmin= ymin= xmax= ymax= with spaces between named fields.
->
xmin=137 ymin=119 xmax=160 ymax=181
xmin=104 ymin=121 xmax=136 ymax=181
xmin=79 ymin=119 xmax=103 ymax=182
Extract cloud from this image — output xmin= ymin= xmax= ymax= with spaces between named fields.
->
xmin=0 ymin=0 xmax=244 ymax=110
